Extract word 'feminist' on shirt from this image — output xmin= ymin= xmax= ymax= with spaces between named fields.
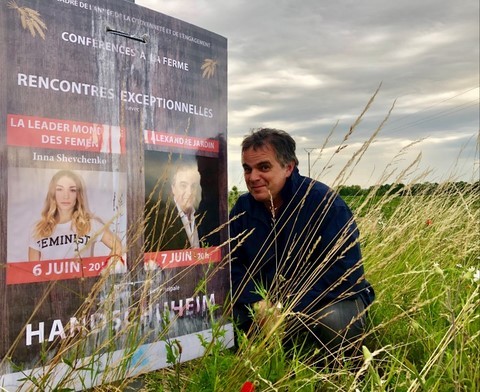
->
xmin=36 ymin=234 xmax=91 ymax=249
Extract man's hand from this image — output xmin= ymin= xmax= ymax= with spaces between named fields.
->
xmin=253 ymin=300 xmax=283 ymax=332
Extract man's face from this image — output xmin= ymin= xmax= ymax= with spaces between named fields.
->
xmin=171 ymin=167 xmax=201 ymax=214
xmin=242 ymin=144 xmax=294 ymax=207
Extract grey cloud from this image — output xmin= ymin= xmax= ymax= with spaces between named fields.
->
xmin=138 ymin=0 xmax=479 ymax=188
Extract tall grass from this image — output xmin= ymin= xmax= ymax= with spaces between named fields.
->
xmin=359 ymin=181 xmax=479 ymax=392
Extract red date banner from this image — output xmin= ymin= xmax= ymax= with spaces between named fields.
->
xmin=144 ymin=130 xmax=219 ymax=153
xmin=7 ymin=114 xmax=126 ymax=154
xmin=144 ymin=247 xmax=221 ymax=269
xmin=6 ymin=256 xmax=124 ymax=285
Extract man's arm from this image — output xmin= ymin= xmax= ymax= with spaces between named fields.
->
xmin=295 ymin=200 xmax=363 ymax=310
xmin=229 ymin=204 xmax=264 ymax=305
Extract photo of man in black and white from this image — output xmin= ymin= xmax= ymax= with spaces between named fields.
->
xmin=144 ymin=152 xmax=220 ymax=252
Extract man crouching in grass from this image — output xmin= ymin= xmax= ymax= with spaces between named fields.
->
xmin=229 ymin=128 xmax=375 ymax=365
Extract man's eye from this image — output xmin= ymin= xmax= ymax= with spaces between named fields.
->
xmin=243 ymin=168 xmax=251 ymax=174
xmin=260 ymin=165 xmax=270 ymax=171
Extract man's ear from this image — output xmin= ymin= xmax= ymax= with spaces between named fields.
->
xmin=285 ymin=161 xmax=295 ymax=177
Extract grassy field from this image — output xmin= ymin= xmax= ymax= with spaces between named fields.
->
xmin=9 ymin=185 xmax=478 ymax=391
xmin=138 ymin=183 xmax=479 ymax=392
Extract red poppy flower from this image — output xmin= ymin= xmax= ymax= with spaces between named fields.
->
xmin=241 ymin=381 xmax=255 ymax=392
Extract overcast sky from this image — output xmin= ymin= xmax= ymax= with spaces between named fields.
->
xmin=137 ymin=0 xmax=479 ymax=190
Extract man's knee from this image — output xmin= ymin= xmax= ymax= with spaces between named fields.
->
xmin=309 ymin=297 xmax=367 ymax=354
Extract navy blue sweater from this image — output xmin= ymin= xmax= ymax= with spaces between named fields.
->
xmin=230 ymin=168 xmax=374 ymax=315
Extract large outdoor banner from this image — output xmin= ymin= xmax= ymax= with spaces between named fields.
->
xmin=0 ymin=0 xmax=229 ymax=390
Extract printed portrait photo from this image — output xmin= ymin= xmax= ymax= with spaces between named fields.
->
xmin=7 ymin=167 xmax=127 ymax=263
xmin=144 ymin=150 xmax=221 ymax=252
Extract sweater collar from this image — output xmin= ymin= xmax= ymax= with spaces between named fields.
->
xmin=280 ymin=167 xmax=303 ymax=203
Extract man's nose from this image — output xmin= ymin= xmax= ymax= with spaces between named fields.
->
xmin=186 ymin=186 xmax=195 ymax=198
xmin=249 ymin=169 xmax=261 ymax=181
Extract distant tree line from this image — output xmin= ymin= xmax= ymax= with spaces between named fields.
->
xmin=228 ymin=185 xmax=241 ymax=210
xmin=228 ymin=181 xmax=479 ymax=210
xmin=337 ymin=181 xmax=480 ymax=197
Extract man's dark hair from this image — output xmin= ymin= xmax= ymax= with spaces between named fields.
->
xmin=242 ymin=128 xmax=299 ymax=166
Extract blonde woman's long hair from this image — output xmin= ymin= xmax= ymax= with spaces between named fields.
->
xmin=34 ymin=170 xmax=92 ymax=239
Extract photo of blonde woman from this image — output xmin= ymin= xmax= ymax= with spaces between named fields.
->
xmin=28 ymin=170 xmax=123 ymax=264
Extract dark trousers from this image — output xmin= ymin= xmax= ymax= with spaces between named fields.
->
xmin=235 ymin=297 xmax=367 ymax=362
xmin=286 ymin=297 xmax=366 ymax=361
